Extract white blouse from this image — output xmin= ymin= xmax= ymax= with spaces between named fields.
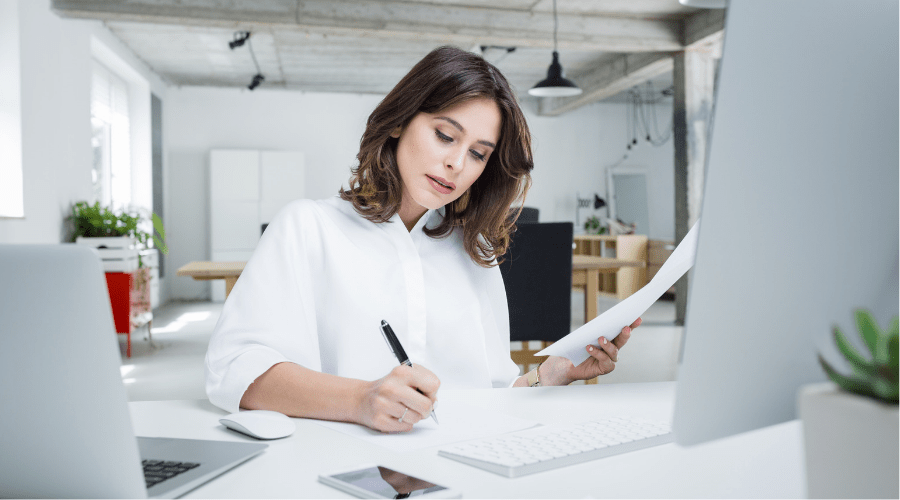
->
xmin=205 ymin=196 xmax=521 ymax=414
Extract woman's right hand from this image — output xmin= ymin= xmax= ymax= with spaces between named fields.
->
xmin=357 ymin=364 xmax=440 ymax=433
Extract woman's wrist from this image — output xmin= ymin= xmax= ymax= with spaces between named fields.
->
xmin=352 ymin=379 xmax=373 ymax=425
xmin=540 ymin=356 xmax=575 ymax=386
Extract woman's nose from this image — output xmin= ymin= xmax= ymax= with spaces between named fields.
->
xmin=445 ymin=146 xmax=466 ymax=171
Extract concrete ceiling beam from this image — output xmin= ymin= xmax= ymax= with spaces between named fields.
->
xmin=536 ymin=9 xmax=724 ymax=116
xmin=537 ymin=51 xmax=675 ymax=116
xmin=52 ymin=0 xmax=683 ymax=52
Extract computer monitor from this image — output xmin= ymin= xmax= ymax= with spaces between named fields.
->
xmin=673 ymin=0 xmax=899 ymax=445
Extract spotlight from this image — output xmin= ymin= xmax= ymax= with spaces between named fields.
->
xmin=248 ymin=73 xmax=265 ymax=90
xmin=229 ymin=31 xmax=251 ymax=50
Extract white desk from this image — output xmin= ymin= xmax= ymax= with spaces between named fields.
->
xmin=129 ymin=383 xmax=806 ymax=498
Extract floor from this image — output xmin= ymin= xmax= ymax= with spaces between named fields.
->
xmin=120 ymin=291 xmax=682 ymax=402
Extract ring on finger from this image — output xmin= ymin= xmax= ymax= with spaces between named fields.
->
xmin=398 ymin=407 xmax=409 ymax=423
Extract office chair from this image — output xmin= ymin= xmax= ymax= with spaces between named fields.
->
xmin=508 ymin=206 xmax=539 ymax=224
xmin=498 ymin=222 xmax=573 ymax=376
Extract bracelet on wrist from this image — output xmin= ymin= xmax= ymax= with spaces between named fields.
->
xmin=527 ymin=363 xmax=542 ymax=387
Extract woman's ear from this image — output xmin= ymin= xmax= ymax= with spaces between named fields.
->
xmin=389 ymin=126 xmax=402 ymax=139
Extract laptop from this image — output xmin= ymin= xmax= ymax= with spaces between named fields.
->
xmin=0 ymin=244 xmax=267 ymax=498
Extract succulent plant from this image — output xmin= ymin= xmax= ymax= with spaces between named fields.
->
xmin=819 ymin=309 xmax=898 ymax=404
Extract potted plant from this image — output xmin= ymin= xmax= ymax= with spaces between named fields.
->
xmin=798 ymin=309 xmax=898 ymax=498
xmin=68 ymin=201 xmax=167 ymax=271
xmin=583 ymin=215 xmax=607 ymax=235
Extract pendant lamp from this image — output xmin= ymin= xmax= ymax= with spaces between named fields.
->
xmin=529 ymin=0 xmax=582 ymax=97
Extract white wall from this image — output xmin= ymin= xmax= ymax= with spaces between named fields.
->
xmin=165 ymin=87 xmax=675 ymax=300
xmin=0 ymin=0 xmax=166 ymax=242
xmin=525 ymin=100 xmax=675 ymax=240
xmin=165 ymin=88 xmax=383 ymax=299
xmin=0 ymin=0 xmax=170 ymax=301
xmin=0 ymin=0 xmax=24 ymax=219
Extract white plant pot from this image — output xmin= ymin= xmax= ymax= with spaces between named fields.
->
xmin=75 ymin=236 xmax=139 ymax=272
xmin=798 ymin=382 xmax=899 ymax=498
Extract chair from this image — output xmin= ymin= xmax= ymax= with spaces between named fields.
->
xmin=508 ymin=206 xmax=539 ymax=224
xmin=612 ymin=234 xmax=648 ymax=300
xmin=518 ymin=206 xmax=539 ymax=223
xmin=498 ymin=222 xmax=573 ymax=375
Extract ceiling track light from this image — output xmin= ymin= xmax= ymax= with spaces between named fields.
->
xmin=229 ymin=31 xmax=251 ymax=49
xmin=228 ymin=31 xmax=265 ymax=91
xmin=479 ymin=45 xmax=516 ymax=65
xmin=529 ymin=0 xmax=582 ymax=98
xmin=248 ymin=73 xmax=265 ymax=90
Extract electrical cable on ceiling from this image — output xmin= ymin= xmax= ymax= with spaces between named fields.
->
xmin=606 ymin=82 xmax=674 ymax=169
xmin=229 ymin=31 xmax=265 ymax=90
xmin=626 ymin=82 xmax=674 ymax=149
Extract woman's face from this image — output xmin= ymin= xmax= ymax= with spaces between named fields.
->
xmin=392 ymin=98 xmax=502 ymax=219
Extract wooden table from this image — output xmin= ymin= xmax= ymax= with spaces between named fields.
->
xmin=572 ymin=255 xmax=645 ymax=323
xmin=176 ymin=257 xmax=645 ymax=322
xmin=176 ymin=261 xmax=246 ymax=298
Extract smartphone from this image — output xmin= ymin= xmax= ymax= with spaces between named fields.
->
xmin=318 ymin=464 xmax=461 ymax=499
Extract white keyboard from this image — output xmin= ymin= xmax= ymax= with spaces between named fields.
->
xmin=438 ymin=416 xmax=672 ymax=478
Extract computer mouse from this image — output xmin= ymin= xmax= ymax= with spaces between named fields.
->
xmin=219 ymin=410 xmax=296 ymax=440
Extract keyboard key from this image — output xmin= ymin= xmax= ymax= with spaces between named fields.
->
xmin=143 ymin=460 xmax=202 ymax=488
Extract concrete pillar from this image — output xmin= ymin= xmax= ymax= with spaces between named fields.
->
xmin=673 ymin=48 xmax=716 ymax=325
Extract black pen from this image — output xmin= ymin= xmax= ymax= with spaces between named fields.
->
xmin=379 ymin=320 xmax=439 ymax=424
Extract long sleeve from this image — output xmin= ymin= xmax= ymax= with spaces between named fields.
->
xmin=205 ymin=196 xmax=521 ymax=413
xmin=482 ymin=262 xmax=522 ymax=388
xmin=205 ymin=200 xmax=323 ymax=414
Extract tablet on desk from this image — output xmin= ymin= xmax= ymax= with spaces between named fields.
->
xmin=319 ymin=464 xmax=461 ymax=499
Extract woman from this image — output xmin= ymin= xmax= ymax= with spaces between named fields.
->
xmin=205 ymin=46 xmax=640 ymax=433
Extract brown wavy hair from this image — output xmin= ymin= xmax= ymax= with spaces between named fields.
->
xmin=340 ymin=46 xmax=534 ymax=267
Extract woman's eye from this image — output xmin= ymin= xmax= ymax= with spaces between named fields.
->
xmin=435 ymin=130 xmax=453 ymax=142
xmin=470 ymin=150 xmax=487 ymax=162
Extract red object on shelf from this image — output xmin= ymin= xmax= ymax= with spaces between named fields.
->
xmin=105 ymin=272 xmax=134 ymax=356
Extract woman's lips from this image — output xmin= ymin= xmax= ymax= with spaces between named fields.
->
xmin=426 ymin=175 xmax=456 ymax=194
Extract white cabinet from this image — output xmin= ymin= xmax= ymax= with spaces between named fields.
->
xmin=209 ymin=149 xmax=304 ymax=301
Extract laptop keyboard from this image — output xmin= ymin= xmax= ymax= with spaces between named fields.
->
xmin=142 ymin=459 xmax=200 ymax=488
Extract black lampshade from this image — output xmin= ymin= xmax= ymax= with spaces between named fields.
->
xmin=529 ymin=51 xmax=582 ymax=97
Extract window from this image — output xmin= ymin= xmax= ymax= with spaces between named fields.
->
xmin=0 ymin=0 xmax=23 ymax=218
xmin=91 ymin=61 xmax=131 ymax=209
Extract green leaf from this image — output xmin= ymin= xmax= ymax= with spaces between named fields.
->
xmin=152 ymin=212 xmax=166 ymax=240
xmin=872 ymin=378 xmax=899 ymax=404
xmin=833 ymin=324 xmax=876 ymax=378
xmin=855 ymin=309 xmax=882 ymax=360
xmin=819 ymin=354 xmax=875 ymax=397
xmin=887 ymin=332 xmax=899 ymax=376
xmin=152 ymin=235 xmax=169 ymax=255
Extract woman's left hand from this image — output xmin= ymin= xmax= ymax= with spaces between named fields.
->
xmin=540 ymin=317 xmax=642 ymax=386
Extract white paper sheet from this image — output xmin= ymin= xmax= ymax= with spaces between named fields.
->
xmin=538 ymin=219 xmax=701 ymax=365
xmin=312 ymin=396 xmax=539 ymax=453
